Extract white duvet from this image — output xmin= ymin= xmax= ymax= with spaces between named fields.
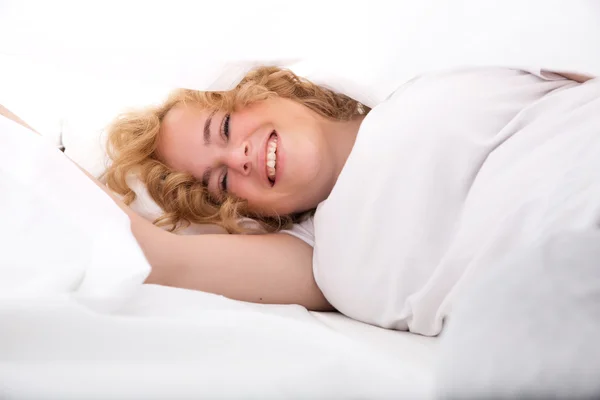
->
xmin=314 ymin=69 xmax=600 ymax=336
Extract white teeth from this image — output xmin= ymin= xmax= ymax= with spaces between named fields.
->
xmin=266 ymin=134 xmax=278 ymax=181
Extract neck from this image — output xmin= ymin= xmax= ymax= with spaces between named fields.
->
xmin=324 ymin=114 xmax=365 ymax=183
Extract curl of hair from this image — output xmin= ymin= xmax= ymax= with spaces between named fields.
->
xmin=103 ymin=66 xmax=369 ymax=233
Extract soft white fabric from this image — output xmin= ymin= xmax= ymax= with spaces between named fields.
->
xmin=0 ymin=114 xmax=150 ymax=309
xmin=3 ymin=1 xmax=600 ymax=103
xmin=282 ymin=216 xmax=316 ymax=247
xmin=435 ymin=230 xmax=600 ymax=399
xmin=312 ymin=68 xmax=600 ymax=336
xmin=0 ymin=114 xmax=436 ymax=399
xmin=3 ymin=1 xmax=600 ymax=116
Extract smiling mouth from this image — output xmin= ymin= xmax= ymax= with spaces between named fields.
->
xmin=266 ymin=131 xmax=278 ymax=186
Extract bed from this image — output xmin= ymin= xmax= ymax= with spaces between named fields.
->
xmin=2 ymin=1 xmax=600 ymax=398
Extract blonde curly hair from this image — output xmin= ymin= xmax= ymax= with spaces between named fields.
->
xmin=103 ymin=66 xmax=369 ymax=233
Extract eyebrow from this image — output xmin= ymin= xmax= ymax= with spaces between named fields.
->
xmin=203 ymin=110 xmax=216 ymax=145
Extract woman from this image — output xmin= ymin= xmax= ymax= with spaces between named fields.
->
xmin=97 ymin=65 xmax=600 ymax=335
xmin=104 ymin=67 xmax=370 ymax=311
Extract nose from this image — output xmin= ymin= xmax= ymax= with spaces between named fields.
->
xmin=224 ymin=141 xmax=251 ymax=176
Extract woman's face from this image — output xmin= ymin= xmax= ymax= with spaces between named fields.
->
xmin=157 ymin=97 xmax=338 ymax=216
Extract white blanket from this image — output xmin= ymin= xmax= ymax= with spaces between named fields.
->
xmin=314 ymin=69 xmax=600 ymax=336
xmin=0 ymin=117 xmax=435 ymax=399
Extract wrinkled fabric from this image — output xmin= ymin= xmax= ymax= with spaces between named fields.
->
xmin=314 ymin=70 xmax=600 ymax=336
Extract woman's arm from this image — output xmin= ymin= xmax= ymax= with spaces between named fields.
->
xmin=136 ymin=221 xmax=331 ymax=310
xmin=129 ymin=198 xmax=332 ymax=310
xmin=95 ymin=183 xmax=331 ymax=310
xmin=89 ymin=172 xmax=332 ymax=310
xmin=1 ymin=104 xmax=333 ymax=311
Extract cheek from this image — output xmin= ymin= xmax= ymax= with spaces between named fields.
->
xmin=286 ymin=135 xmax=324 ymax=181
xmin=228 ymin=177 xmax=261 ymax=205
xmin=232 ymin=108 xmax=268 ymax=140
xmin=229 ymin=177 xmax=291 ymax=214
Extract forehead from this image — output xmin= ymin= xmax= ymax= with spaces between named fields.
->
xmin=161 ymin=103 xmax=207 ymax=134
xmin=157 ymin=103 xmax=207 ymax=172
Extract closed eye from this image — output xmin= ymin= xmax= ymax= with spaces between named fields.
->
xmin=219 ymin=169 xmax=228 ymax=194
xmin=218 ymin=113 xmax=230 ymax=195
xmin=221 ymin=113 xmax=230 ymax=141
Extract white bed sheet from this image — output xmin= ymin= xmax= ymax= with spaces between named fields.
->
xmin=0 ymin=115 xmax=436 ymax=399
xmin=310 ymin=311 xmax=438 ymax=376
xmin=1 ymin=299 xmax=437 ymax=400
